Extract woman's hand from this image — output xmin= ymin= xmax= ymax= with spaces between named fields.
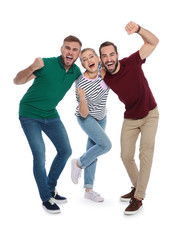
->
xmin=77 ymin=87 xmax=86 ymax=100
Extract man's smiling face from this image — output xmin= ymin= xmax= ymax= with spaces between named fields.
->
xmin=100 ymin=45 xmax=119 ymax=74
xmin=61 ymin=41 xmax=81 ymax=70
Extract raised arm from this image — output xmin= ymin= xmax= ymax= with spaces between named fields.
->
xmin=77 ymin=88 xmax=89 ymax=118
xmin=125 ymin=21 xmax=159 ymax=60
xmin=13 ymin=57 xmax=44 ymax=85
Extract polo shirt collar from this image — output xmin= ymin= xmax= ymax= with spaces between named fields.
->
xmin=57 ymin=55 xmax=74 ymax=73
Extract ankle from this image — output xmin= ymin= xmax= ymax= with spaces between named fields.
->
xmin=76 ymin=161 xmax=81 ymax=168
xmin=134 ymin=196 xmax=142 ymax=201
xmin=85 ymin=188 xmax=92 ymax=192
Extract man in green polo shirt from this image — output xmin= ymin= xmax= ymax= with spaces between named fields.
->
xmin=14 ymin=36 xmax=82 ymax=213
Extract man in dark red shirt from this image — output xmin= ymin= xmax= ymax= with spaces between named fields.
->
xmin=99 ymin=21 xmax=159 ymax=215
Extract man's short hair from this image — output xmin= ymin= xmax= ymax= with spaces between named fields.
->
xmin=63 ymin=35 xmax=82 ymax=48
xmin=99 ymin=41 xmax=118 ymax=56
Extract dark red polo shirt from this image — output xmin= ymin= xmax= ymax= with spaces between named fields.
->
xmin=104 ymin=51 xmax=157 ymax=119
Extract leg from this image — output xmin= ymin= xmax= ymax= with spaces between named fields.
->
xmin=42 ymin=117 xmax=72 ymax=191
xmin=19 ymin=117 xmax=51 ymax=202
xmin=121 ymin=119 xmax=140 ymax=188
xmin=84 ymin=138 xmax=98 ymax=189
xmin=84 ymin=116 xmax=108 ymax=189
xmin=135 ymin=107 xmax=159 ymax=199
xmin=77 ymin=116 xmax=112 ymax=169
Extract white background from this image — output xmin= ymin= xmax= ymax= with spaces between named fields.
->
xmin=1 ymin=0 xmax=177 ymax=239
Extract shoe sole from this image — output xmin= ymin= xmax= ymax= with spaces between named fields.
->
xmin=85 ymin=198 xmax=104 ymax=202
xmin=52 ymin=198 xmax=67 ymax=204
xmin=43 ymin=206 xmax=61 ymax=214
xmin=124 ymin=206 xmax=143 ymax=215
xmin=84 ymin=196 xmax=104 ymax=203
xmin=120 ymin=197 xmax=131 ymax=202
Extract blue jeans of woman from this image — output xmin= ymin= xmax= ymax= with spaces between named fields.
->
xmin=19 ymin=116 xmax=72 ymax=202
xmin=77 ymin=115 xmax=112 ymax=189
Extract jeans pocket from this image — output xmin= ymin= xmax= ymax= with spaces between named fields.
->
xmin=19 ymin=116 xmax=36 ymax=125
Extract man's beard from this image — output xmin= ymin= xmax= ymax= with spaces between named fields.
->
xmin=103 ymin=60 xmax=118 ymax=74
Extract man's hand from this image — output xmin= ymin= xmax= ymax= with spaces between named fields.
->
xmin=100 ymin=68 xmax=106 ymax=79
xmin=125 ymin=21 xmax=139 ymax=35
xmin=125 ymin=21 xmax=159 ymax=60
xmin=32 ymin=57 xmax=44 ymax=71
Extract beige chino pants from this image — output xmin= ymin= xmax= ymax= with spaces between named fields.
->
xmin=121 ymin=107 xmax=159 ymax=199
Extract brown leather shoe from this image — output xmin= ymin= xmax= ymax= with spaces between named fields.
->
xmin=120 ymin=187 xmax=136 ymax=202
xmin=124 ymin=198 xmax=143 ymax=215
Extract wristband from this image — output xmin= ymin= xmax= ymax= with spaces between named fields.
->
xmin=136 ymin=25 xmax=141 ymax=33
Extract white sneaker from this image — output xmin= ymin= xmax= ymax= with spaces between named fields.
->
xmin=84 ymin=190 xmax=104 ymax=202
xmin=71 ymin=158 xmax=82 ymax=184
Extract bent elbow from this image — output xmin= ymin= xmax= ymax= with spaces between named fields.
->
xmin=13 ymin=77 xmax=19 ymax=85
xmin=13 ymin=77 xmax=22 ymax=85
xmin=155 ymin=37 xmax=159 ymax=47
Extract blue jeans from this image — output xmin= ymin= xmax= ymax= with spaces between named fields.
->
xmin=19 ymin=116 xmax=72 ymax=202
xmin=77 ymin=116 xmax=112 ymax=189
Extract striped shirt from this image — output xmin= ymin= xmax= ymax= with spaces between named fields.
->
xmin=75 ymin=73 xmax=109 ymax=120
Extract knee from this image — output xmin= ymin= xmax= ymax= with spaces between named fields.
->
xmin=121 ymin=141 xmax=136 ymax=160
xmin=66 ymin=145 xmax=72 ymax=158
xmin=107 ymin=140 xmax=112 ymax=152
xmin=102 ymin=138 xmax=112 ymax=153
xmin=121 ymin=151 xmax=134 ymax=164
xmin=60 ymin=145 xmax=72 ymax=159
xmin=32 ymin=147 xmax=46 ymax=168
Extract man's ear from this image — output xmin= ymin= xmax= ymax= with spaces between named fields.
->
xmin=60 ymin=46 xmax=63 ymax=54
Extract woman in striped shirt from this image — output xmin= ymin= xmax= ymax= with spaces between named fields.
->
xmin=71 ymin=48 xmax=112 ymax=202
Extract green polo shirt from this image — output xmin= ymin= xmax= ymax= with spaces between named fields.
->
xmin=19 ymin=56 xmax=81 ymax=119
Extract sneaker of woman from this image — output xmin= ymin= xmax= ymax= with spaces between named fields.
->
xmin=84 ymin=190 xmax=104 ymax=202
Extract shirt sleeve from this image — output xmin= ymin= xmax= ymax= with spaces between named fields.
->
xmin=126 ymin=51 xmax=146 ymax=65
xmin=33 ymin=58 xmax=45 ymax=77
xmin=75 ymin=66 xmax=82 ymax=79
xmin=75 ymin=82 xmax=79 ymax=103
xmin=75 ymin=75 xmax=82 ymax=103
xmin=33 ymin=68 xmax=41 ymax=78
